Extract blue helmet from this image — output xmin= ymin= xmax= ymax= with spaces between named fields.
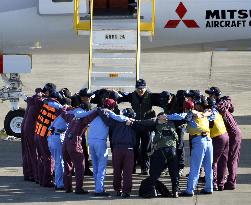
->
xmin=122 ymin=108 xmax=136 ymax=118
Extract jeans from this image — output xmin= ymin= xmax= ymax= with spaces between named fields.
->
xmin=89 ymin=140 xmax=108 ymax=193
xmin=48 ymin=133 xmax=64 ymax=188
xmin=186 ymin=136 xmax=213 ymax=194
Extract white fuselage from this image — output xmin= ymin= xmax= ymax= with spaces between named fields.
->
xmin=1 ymin=0 xmax=251 ymax=54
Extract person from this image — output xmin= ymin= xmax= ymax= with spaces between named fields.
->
xmin=205 ymin=86 xmax=242 ymax=190
xmin=76 ymin=98 xmax=128 ymax=196
xmin=207 ymin=97 xmax=229 ymax=191
xmin=133 ymin=112 xmax=180 ymax=198
xmin=78 ymin=88 xmax=94 ymax=176
xmin=96 ymin=108 xmax=136 ymax=198
xmin=63 ymin=104 xmax=98 ymax=194
xmin=34 ymin=83 xmax=62 ymax=187
xmin=167 ymin=100 xmax=214 ymax=196
xmin=21 ymin=88 xmax=43 ymax=182
xmin=117 ymin=79 xmax=160 ymax=175
xmin=47 ymin=94 xmax=73 ymax=190
xmin=165 ymin=90 xmax=187 ymax=177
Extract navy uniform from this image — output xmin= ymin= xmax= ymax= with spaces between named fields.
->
xmin=117 ymin=79 xmax=160 ymax=174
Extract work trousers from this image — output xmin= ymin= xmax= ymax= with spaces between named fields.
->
xmin=21 ymin=130 xmax=33 ymax=180
xmin=88 ymin=140 xmax=108 ymax=193
xmin=186 ymin=136 xmax=213 ymax=194
xmin=149 ymin=147 xmax=179 ymax=192
xmin=112 ymin=147 xmax=134 ymax=193
xmin=225 ymin=128 xmax=242 ymax=188
xmin=212 ymin=132 xmax=229 ymax=188
xmin=134 ymin=130 xmax=152 ymax=171
xmin=81 ymin=134 xmax=90 ymax=171
xmin=48 ymin=133 xmax=65 ymax=188
xmin=36 ymin=135 xmax=54 ymax=187
xmin=63 ymin=136 xmax=85 ymax=192
xmin=175 ymin=126 xmax=185 ymax=170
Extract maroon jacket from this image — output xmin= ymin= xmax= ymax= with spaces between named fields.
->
xmin=217 ymin=96 xmax=240 ymax=134
xmin=22 ymin=94 xmax=44 ymax=136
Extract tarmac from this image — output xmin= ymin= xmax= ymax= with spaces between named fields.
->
xmin=0 ymin=52 xmax=251 ymax=204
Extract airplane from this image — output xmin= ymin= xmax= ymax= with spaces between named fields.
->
xmin=1 ymin=0 xmax=251 ymax=137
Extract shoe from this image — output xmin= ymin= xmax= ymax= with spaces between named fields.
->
xmin=179 ymin=169 xmax=184 ymax=177
xmin=224 ymin=182 xmax=235 ymax=190
xmin=200 ymin=189 xmax=213 ymax=194
xmin=116 ymin=191 xmax=122 ymax=196
xmin=24 ymin=176 xmax=35 ymax=182
xmin=44 ymin=183 xmax=55 ymax=188
xmin=84 ymin=169 xmax=93 ymax=176
xmin=179 ymin=191 xmax=193 ymax=197
xmin=122 ymin=192 xmax=130 ymax=198
xmin=65 ymin=189 xmax=73 ymax=193
xmin=133 ymin=168 xmax=136 ymax=174
xmin=199 ymin=176 xmax=206 ymax=183
xmin=224 ymin=186 xmax=235 ymax=190
xmin=218 ymin=186 xmax=224 ymax=191
xmin=75 ymin=189 xmax=89 ymax=194
xmin=94 ymin=192 xmax=110 ymax=196
xmin=172 ymin=191 xmax=179 ymax=198
xmin=55 ymin=186 xmax=65 ymax=191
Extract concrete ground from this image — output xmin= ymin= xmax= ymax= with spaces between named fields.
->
xmin=0 ymin=52 xmax=251 ymax=204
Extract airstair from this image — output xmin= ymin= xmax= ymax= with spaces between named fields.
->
xmin=73 ymin=0 xmax=155 ymax=91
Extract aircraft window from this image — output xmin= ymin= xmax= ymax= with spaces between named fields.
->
xmin=52 ymin=0 xmax=73 ymax=2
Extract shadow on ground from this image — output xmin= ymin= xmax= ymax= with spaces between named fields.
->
xmin=0 ymin=171 xmax=193 ymax=203
xmin=235 ymin=115 xmax=251 ymax=125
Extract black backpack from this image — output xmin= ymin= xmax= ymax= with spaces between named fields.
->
xmin=139 ymin=178 xmax=171 ymax=198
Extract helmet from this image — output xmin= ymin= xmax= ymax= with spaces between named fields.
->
xmin=59 ymin=88 xmax=71 ymax=98
xmin=79 ymin=88 xmax=93 ymax=98
xmin=205 ymin=87 xmax=221 ymax=97
xmin=122 ymin=108 xmax=136 ymax=118
xmin=42 ymin=83 xmax=56 ymax=93
xmin=184 ymin=100 xmax=194 ymax=110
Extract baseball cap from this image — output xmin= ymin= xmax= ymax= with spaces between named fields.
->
xmin=79 ymin=88 xmax=93 ymax=98
xmin=42 ymin=83 xmax=56 ymax=94
xmin=103 ymin=98 xmax=116 ymax=110
xmin=136 ymin=79 xmax=146 ymax=89
xmin=205 ymin=87 xmax=221 ymax=96
xmin=184 ymin=100 xmax=195 ymax=110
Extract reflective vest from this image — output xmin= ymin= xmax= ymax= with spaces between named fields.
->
xmin=187 ymin=114 xmax=210 ymax=136
xmin=35 ymin=104 xmax=57 ymax=137
xmin=131 ymin=91 xmax=152 ymax=120
xmin=210 ymin=112 xmax=227 ymax=138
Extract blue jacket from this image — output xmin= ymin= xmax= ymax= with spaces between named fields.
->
xmin=80 ymin=109 xmax=128 ymax=143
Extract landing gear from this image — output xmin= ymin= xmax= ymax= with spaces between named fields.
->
xmin=0 ymin=55 xmax=31 ymax=137
xmin=4 ymin=109 xmax=25 ymax=138
xmin=1 ymin=73 xmax=25 ymax=138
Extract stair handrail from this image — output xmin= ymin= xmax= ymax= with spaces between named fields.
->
xmin=74 ymin=0 xmax=155 ymax=35
xmin=136 ymin=0 xmax=141 ymax=80
xmin=88 ymin=0 xmax=94 ymax=90
xmin=73 ymin=0 xmax=80 ymax=30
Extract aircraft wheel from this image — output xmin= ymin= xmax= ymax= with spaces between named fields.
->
xmin=4 ymin=109 xmax=25 ymax=138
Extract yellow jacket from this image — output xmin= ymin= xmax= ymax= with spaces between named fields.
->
xmin=210 ymin=112 xmax=227 ymax=138
xmin=187 ymin=113 xmax=210 ymax=136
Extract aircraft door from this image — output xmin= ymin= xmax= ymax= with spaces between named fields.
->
xmin=39 ymin=0 xmax=87 ymax=15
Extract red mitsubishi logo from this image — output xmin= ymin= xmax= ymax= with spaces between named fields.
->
xmin=165 ymin=2 xmax=200 ymax=28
